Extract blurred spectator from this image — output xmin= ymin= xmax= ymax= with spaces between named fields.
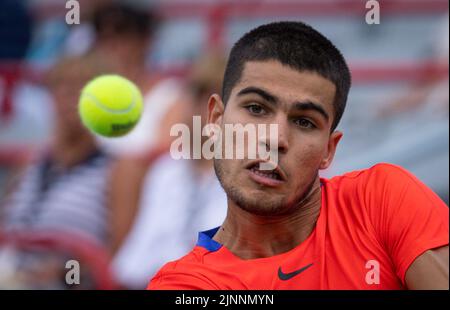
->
xmin=90 ymin=2 xmax=190 ymax=250
xmin=0 ymin=55 xmax=113 ymax=246
xmin=109 ymin=52 xmax=228 ymax=289
xmin=89 ymin=0 xmax=157 ymax=81
xmin=89 ymin=2 xmax=186 ymax=156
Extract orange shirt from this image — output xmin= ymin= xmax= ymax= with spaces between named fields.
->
xmin=148 ymin=163 xmax=449 ymax=290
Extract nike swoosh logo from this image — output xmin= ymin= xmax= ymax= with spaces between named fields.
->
xmin=278 ymin=263 xmax=314 ymax=281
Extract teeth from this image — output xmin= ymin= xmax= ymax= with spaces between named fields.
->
xmin=250 ymin=166 xmax=280 ymax=180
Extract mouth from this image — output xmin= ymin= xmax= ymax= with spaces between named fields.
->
xmin=245 ymin=160 xmax=286 ymax=187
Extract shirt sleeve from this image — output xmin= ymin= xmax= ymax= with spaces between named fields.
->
xmin=365 ymin=163 xmax=449 ymax=286
xmin=147 ymin=262 xmax=218 ymax=290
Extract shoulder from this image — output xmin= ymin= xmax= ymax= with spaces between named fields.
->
xmin=362 ymin=162 xmax=418 ymax=183
xmin=321 ymin=163 xmax=434 ymax=218
xmin=148 ymin=246 xmax=219 ymax=290
xmin=359 ymin=163 xmax=436 ymax=199
xmin=325 ymin=163 xmax=448 ymax=222
xmin=324 ymin=162 xmax=417 ymax=191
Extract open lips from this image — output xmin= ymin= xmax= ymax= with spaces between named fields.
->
xmin=245 ymin=160 xmax=287 ymax=186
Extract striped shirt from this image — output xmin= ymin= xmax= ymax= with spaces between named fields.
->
xmin=1 ymin=150 xmax=111 ymax=246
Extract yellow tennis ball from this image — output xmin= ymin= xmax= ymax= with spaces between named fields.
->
xmin=78 ymin=75 xmax=143 ymax=137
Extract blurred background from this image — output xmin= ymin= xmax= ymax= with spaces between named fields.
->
xmin=0 ymin=0 xmax=448 ymax=289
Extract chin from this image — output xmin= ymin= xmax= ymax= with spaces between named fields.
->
xmin=240 ymin=202 xmax=289 ymax=217
xmin=231 ymin=191 xmax=288 ymax=216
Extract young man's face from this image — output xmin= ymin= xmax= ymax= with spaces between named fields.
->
xmin=208 ymin=60 xmax=342 ymax=215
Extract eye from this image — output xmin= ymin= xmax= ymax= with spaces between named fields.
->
xmin=294 ymin=118 xmax=316 ymax=129
xmin=245 ymin=104 xmax=266 ymax=116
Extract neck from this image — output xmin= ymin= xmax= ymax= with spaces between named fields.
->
xmin=51 ymin=131 xmax=97 ymax=169
xmin=214 ymin=177 xmax=322 ymax=260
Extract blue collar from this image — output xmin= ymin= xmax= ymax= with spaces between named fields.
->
xmin=196 ymin=227 xmax=222 ymax=252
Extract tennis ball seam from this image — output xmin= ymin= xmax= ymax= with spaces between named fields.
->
xmin=80 ymin=91 xmax=139 ymax=114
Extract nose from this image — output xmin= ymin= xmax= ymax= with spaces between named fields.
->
xmin=274 ymin=115 xmax=289 ymax=155
xmin=258 ymin=115 xmax=289 ymax=156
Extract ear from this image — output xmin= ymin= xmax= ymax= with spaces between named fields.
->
xmin=319 ymin=130 xmax=343 ymax=170
xmin=207 ymin=94 xmax=225 ymax=126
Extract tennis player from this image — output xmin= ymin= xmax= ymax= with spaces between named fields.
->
xmin=148 ymin=21 xmax=449 ymax=290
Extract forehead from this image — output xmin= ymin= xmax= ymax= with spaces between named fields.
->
xmin=232 ymin=60 xmax=336 ymax=112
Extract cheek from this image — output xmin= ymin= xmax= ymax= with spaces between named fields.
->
xmin=226 ymin=159 xmax=240 ymax=174
xmin=216 ymin=159 xmax=240 ymax=184
xmin=290 ymin=141 xmax=325 ymax=172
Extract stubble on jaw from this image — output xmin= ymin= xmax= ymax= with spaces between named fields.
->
xmin=213 ymin=158 xmax=320 ymax=217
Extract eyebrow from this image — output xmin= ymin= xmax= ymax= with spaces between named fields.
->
xmin=237 ymin=86 xmax=278 ymax=104
xmin=237 ymin=86 xmax=329 ymax=122
xmin=293 ymin=101 xmax=329 ymax=122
